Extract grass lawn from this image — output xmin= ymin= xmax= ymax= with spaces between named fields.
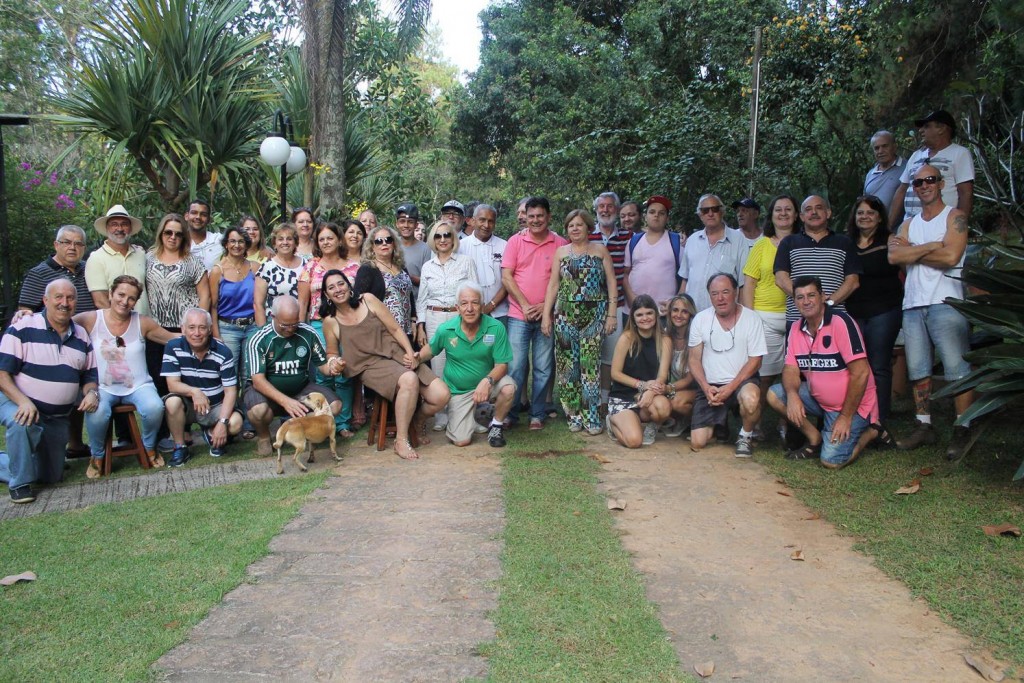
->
xmin=0 ymin=473 xmax=328 ymax=681
xmin=759 ymin=401 xmax=1024 ymax=673
xmin=480 ymin=423 xmax=691 ymax=682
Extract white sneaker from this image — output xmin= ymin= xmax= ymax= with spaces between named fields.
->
xmin=642 ymin=422 xmax=657 ymax=446
xmin=433 ymin=412 xmax=448 ymax=432
xmin=664 ymin=420 xmax=686 ymax=438
xmin=474 ymin=423 xmax=488 ymax=434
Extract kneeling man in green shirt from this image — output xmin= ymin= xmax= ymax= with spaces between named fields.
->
xmin=414 ymin=283 xmax=515 ymax=448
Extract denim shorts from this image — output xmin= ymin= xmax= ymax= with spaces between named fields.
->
xmin=769 ymin=383 xmax=873 ymax=466
xmin=902 ymin=303 xmax=971 ymax=382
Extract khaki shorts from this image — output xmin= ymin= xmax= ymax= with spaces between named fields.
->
xmin=446 ymin=375 xmax=515 ymax=444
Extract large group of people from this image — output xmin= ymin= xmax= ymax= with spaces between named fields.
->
xmin=0 ymin=108 xmax=987 ymax=504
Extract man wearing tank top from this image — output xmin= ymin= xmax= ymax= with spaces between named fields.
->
xmin=888 ymin=164 xmax=978 ymax=462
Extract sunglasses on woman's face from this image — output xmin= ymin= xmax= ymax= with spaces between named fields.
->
xmin=163 ymin=230 xmax=183 ymax=238
xmin=433 ymin=232 xmax=454 ymax=240
xmin=373 ymin=236 xmax=395 ymax=245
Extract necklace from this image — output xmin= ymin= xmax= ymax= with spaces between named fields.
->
xmin=224 ymin=257 xmax=247 ymax=277
xmin=375 ymin=258 xmax=397 ymax=274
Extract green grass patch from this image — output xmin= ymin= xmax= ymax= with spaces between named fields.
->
xmin=482 ymin=423 xmax=689 ymax=682
xmin=0 ymin=473 xmax=327 ymax=681
xmin=760 ymin=406 xmax=1024 ymax=672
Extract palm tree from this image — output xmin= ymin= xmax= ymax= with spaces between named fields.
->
xmin=50 ymin=0 xmax=273 ymax=210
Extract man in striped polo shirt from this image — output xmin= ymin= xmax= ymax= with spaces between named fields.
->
xmin=0 ymin=279 xmax=99 ymax=504
xmin=161 ymin=307 xmax=243 ymax=467
xmin=773 ymin=195 xmax=862 ymax=326
xmin=590 ymin=191 xmax=631 ymax=406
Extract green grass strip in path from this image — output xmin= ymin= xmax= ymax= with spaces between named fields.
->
xmin=480 ymin=426 xmax=690 ymax=682
xmin=761 ymin=410 xmax=1024 ymax=674
xmin=0 ymin=473 xmax=328 ymax=681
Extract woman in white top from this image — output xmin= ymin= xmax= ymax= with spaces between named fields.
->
xmin=76 ymin=275 xmax=178 ymax=478
xmin=255 ymin=223 xmax=304 ymax=326
xmin=414 ymin=220 xmax=477 ymax=431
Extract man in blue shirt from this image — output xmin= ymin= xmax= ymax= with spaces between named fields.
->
xmin=161 ymin=307 xmax=243 ymax=466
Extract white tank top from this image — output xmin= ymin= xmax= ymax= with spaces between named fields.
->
xmin=903 ymin=205 xmax=964 ymax=309
xmin=91 ymin=311 xmax=153 ymax=396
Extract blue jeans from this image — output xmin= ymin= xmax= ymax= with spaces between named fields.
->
xmin=902 ymin=303 xmax=972 ymax=383
xmin=310 ymin=319 xmax=353 ymax=432
xmin=0 ymin=394 xmax=71 ymax=489
xmin=217 ymin=319 xmax=257 ymax=388
xmin=84 ymin=385 xmax=165 ymax=457
xmin=769 ymin=383 xmax=873 ymax=466
xmin=855 ymin=308 xmax=901 ymax=423
xmin=508 ymin=317 xmax=555 ymax=422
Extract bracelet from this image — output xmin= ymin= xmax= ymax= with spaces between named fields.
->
xmin=484 ymin=376 xmax=494 ymax=385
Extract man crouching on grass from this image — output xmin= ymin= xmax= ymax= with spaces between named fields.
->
xmin=767 ymin=276 xmax=880 ymax=469
xmin=413 ymin=282 xmax=515 ymax=448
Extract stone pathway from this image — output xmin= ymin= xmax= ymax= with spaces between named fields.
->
xmin=595 ymin=441 xmax=1003 ymax=682
xmin=155 ymin=440 xmax=504 ymax=681
xmin=1 ymin=459 xmax=280 ymax=521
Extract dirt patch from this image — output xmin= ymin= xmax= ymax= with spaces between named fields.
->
xmin=595 ymin=440 xmax=1007 ymax=682
xmin=517 ymin=448 xmax=581 ymax=459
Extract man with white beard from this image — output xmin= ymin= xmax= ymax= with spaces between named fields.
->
xmin=588 ymin=191 xmax=631 ymax=406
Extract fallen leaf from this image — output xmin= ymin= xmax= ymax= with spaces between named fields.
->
xmin=919 ymin=467 xmax=934 ymax=476
xmin=0 ymin=571 xmax=37 ymax=586
xmin=791 ymin=550 xmax=805 ymax=561
xmin=607 ymin=498 xmax=627 ymax=511
xmin=572 ymin=510 xmax=581 ymax=516
xmin=589 ymin=452 xmax=611 ymax=464
xmin=775 ymin=479 xmax=786 ymax=485
xmin=909 ymin=478 xmax=922 ymax=487
xmin=963 ymin=653 xmax=1004 ymax=681
xmin=776 ymin=491 xmax=791 ymax=497
xmin=981 ymin=523 xmax=1021 ymax=538
xmin=894 ymin=484 xmax=921 ymax=495
xmin=694 ymin=660 xmax=715 ymax=678
xmin=804 ymin=512 xmax=821 ymax=521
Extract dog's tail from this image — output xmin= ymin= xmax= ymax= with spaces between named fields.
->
xmin=272 ymin=423 xmax=285 ymax=450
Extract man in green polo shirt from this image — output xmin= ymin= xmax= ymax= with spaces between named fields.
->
xmin=243 ymin=295 xmax=343 ymax=456
xmin=416 ymin=283 xmax=515 ymax=448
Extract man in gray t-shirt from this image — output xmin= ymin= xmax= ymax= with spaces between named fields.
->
xmin=395 ymin=202 xmax=432 ymax=296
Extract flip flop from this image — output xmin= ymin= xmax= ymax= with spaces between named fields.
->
xmin=241 ymin=430 xmax=256 ymax=441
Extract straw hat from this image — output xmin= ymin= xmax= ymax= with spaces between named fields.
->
xmin=93 ymin=205 xmax=143 ymax=236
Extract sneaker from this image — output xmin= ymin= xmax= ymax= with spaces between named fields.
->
xmin=897 ymin=421 xmax=937 ymax=450
xmin=168 ymin=444 xmax=191 ymax=468
xmin=9 ymin=485 xmax=35 ymax=504
xmin=433 ymin=412 xmax=449 ymax=432
xmin=488 ymin=425 xmax=506 ymax=448
xmin=202 ymin=428 xmax=225 ymax=457
xmin=529 ymin=417 xmax=544 ymax=431
xmin=735 ymin=434 xmax=753 ymax=458
xmin=568 ymin=422 xmax=583 ymax=433
xmin=474 ymin=423 xmax=489 ymax=434
xmin=947 ymin=424 xmax=982 ymax=462
xmin=642 ymin=422 xmax=657 ymax=446
xmin=606 ymin=415 xmax=618 ymax=443
xmin=664 ymin=420 xmax=686 ymax=438
xmin=586 ymin=425 xmax=604 ymax=436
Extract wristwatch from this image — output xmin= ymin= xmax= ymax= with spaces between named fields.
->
xmin=218 ymin=417 xmax=230 ymax=426
xmin=826 ymin=299 xmax=835 ymax=306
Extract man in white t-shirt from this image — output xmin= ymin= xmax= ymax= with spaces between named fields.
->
xmin=688 ymin=273 xmax=767 ymax=457
xmin=459 ymin=204 xmax=508 ymax=323
xmin=186 ymin=199 xmax=223 ymax=271
xmin=889 ymin=110 xmax=974 ymax=227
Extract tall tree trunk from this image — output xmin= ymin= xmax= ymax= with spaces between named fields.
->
xmin=302 ymin=0 xmax=348 ymax=213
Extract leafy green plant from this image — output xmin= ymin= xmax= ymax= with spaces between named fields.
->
xmin=936 ymin=247 xmax=1024 ymax=479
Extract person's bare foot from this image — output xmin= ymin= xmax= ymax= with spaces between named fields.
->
xmin=411 ymin=411 xmax=431 ymax=445
xmin=394 ymin=438 xmax=420 ymax=460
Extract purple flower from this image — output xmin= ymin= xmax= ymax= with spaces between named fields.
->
xmin=29 ymin=177 xmax=41 ymax=187
xmin=49 ymin=172 xmax=59 ymax=185
xmin=21 ymin=182 xmax=31 ymax=191
xmin=18 ymin=162 xmax=31 ymax=171
xmin=73 ymin=189 xmax=82 ymax=195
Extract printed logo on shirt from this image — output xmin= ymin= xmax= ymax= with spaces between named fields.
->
xmin=449 ymin=338 xmax=459 ymax=349
xmin=296 ymin=346 xmax=307 ymax=358
xmin=483 ymin=334 xmax=495 ymax=346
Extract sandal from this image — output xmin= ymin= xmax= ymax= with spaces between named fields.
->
xmin=871 ymin=424 xmax=896 ymax=450
xmin=241 ymin=430 xmax=256 ymax=441
xmin=86 ymin=458 xmax=103 ymax=479
xmin=337 ymin=429 xmax=354 ymax=439
xmin=147 ymin=450 xmax=165 ymax=468
xmin=394 ymin=437 xmax=420 ymax=460
xmin=785 ymin=442 xmax=822 ymax=461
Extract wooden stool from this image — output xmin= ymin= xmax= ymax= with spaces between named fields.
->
xmin=367 ymin=393 xmax=419 ymax=452
xmin=103 ymin=403 xmax=151 ymax=475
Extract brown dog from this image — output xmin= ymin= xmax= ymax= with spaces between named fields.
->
xmin=273 ymin=392 xmax=340 ymax=474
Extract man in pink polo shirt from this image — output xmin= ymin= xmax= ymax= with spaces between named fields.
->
xmin=767 ymin=275 xmax=880 ymax=469
xmin=501 ymin=196 xmax=568 ymax=430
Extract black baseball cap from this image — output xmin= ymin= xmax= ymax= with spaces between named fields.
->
xmin=731 ymin=197 xmax=761 ymax=211
xmin=395 ymin=202 xmax=419 ymax=219
xmin=914 ymin=110 xmax=957 ymax=135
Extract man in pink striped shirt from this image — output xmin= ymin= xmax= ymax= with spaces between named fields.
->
xmin=0 ymin=279 xmax=99 ymax=503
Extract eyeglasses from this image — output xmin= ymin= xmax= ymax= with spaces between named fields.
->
xmin=115 ymin=336 xmax=126 ymax=348
xmin=56 ymin=239 xmax=86 ymax=248
xmin=162 ymin=230 xmax=183 ymax=238
xmin=434 ymin=232 xmax=454 ymax=240
xmin=699 ymin=206 xmax=724 ymax=215
xmin=709 ymin=321 xmax=735 ymax=353
xmin=227 ymin=239 xmax=247 ymax=246
xmin=912 ymin=175 xmax=941 ymax=188
xmin=373 ymin=236 xmax=395 ymax=245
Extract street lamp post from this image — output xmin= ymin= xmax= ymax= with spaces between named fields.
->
xmin=259 ymin=110 xmax=307 ymax=225
xmin=0 ymin=114 xmax=31 ymax=325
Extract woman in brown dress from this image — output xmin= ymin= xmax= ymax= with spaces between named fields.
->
xmin=320 ymin=270 xmax=450 ymax=460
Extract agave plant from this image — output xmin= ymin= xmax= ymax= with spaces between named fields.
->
xmin=935 ymin=242 xmax=1024 ymax=480
xmin=48 ymin=0 xmax=273 ymax=210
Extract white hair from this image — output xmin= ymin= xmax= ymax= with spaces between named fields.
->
xmin=55 ymin=224 xmax=86 ymax=241
xmin=180 ymin=307 xmax=212 ymax=328
xmin=456 ymin=282 xmax=484 ymax=303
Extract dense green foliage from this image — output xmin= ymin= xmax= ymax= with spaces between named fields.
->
xmin=452 ymin=0 xmax=1024 ymax=229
